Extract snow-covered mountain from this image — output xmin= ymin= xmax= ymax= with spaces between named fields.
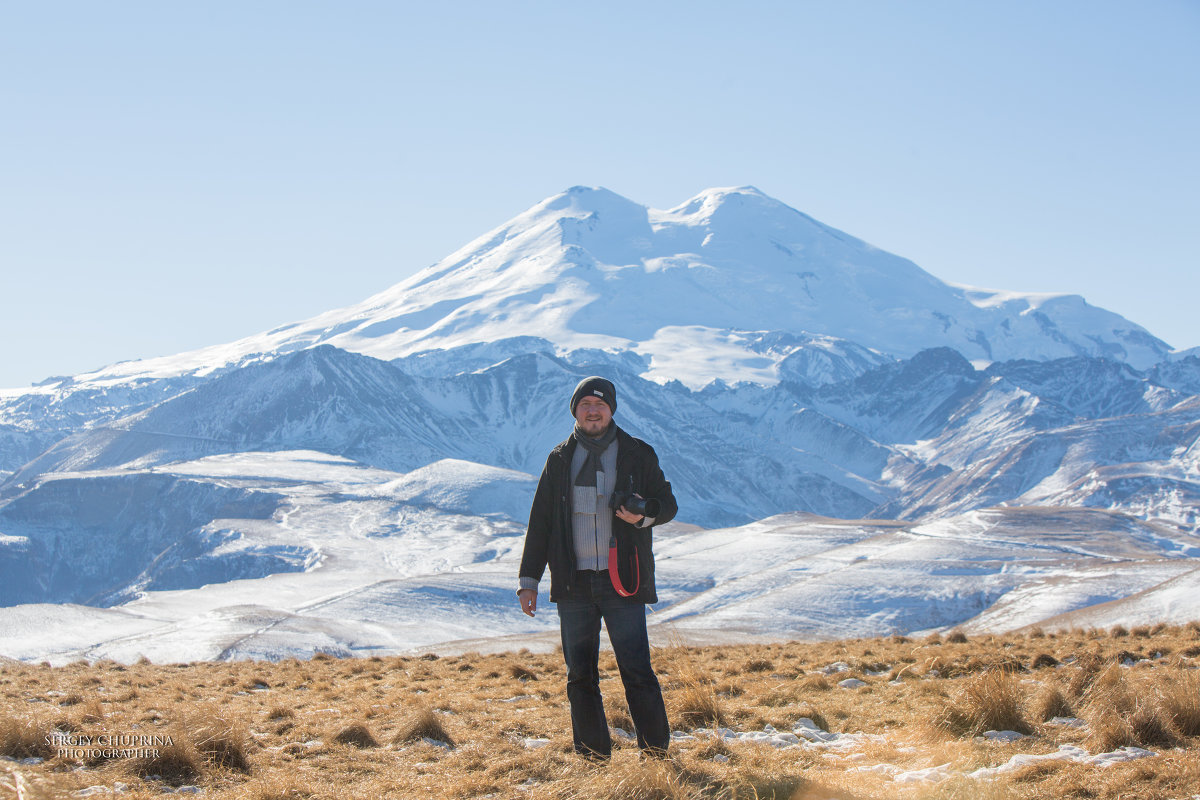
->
xmin=9 ymin=185 xmax=1170 ymax=394
xmin=0 ymin=185 xmax=1197 ymax=662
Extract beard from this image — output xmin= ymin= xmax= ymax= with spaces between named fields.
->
xmin=577 ymin=417 xmax=611 ymax=437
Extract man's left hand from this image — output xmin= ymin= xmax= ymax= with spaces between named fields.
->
xmin=615 ymin=494 xmax=644 ymax=525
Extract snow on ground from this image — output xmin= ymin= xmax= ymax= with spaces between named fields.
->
xmin=649 ymin=510 xmax=1197 ymax=640
xmin=0 ymin=451 xmax=1197 ymax=664
xmin=653 ymin=717 xmax=1162 ymax=787
xmin=669 ymin=718 xmax=884 ymax=752
xmin=0 ymin=451 xmax=555 ymax=664
xmin=1028 ymin=565 xmax=1200 ymax=632
xmin=967 ymin=744 xmax=1157 ymax=779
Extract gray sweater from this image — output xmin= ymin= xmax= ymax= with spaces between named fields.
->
xmin=569 ymin=440 xmax=618 ymax=571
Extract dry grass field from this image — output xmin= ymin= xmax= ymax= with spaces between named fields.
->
xmin=3 ymin=623 xmax=1199 ymax=800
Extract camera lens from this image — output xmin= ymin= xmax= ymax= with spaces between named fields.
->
xmin=630 ymin=497 xmax=661 ymax=517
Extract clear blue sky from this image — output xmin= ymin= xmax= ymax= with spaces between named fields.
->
xmin=2 ymin=1 xmax=1197 ymax=388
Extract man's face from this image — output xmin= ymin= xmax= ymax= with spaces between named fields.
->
xmin=574 ymin=395 xmax=612 ymax=437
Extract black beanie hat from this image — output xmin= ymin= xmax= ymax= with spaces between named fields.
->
xmin=570 ymin=376 xmax=617 ymax=416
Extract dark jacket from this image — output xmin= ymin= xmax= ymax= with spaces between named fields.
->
xmin=519 ymin=425 xmax=677 ymax=604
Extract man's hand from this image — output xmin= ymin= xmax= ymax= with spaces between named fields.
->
xmin=615 ymin=493 xmax=645 ymax=525
xmin=518 ymin=588 xmax=537 ymax=617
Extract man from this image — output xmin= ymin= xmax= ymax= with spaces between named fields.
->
xmin=517 ymin=376 xmax=678 ymax=761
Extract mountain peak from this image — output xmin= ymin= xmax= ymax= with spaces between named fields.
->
xmin=532 ymin=184 xmax=789 ymax=228
xmin=665 ymin=185 xmax=783 ymax=221
xmin=531 ymin=185 xmax=646 ymax=218
xmin=40 ymin=186 xmax=1171 ymax=390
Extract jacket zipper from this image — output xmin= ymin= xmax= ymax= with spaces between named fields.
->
xmin=560 ymin=442 xmax=576 ymax=595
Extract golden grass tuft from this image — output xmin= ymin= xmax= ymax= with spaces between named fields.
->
xmin=931 ymin=669 xmax=1031 ymax=737
xmin=557 ymin=755 xmax=830 ymax=800
xmin=1157 ymin=669 xmax=1200 ymax=736
xmin=1128 ymin=701 xmax=1178 ymax=748
xmin=1032 ymin=683 xmax=1073 ymax=722
xmin=725 ymin=771 xmax=811 ymax=800
xmin=1112 ymin=648 xmax=1143 ymax=665
xmin=127 ymin=738 xmax=205 ymax=787
xmin=1075 ymin=660 xmax=1191 ymax=751
xmin=331 ymin=721 xmax=379 ymax=748
xmin=197 ymin=726 xmax=253 ymax=772
xmin=265 ymin=705 xmax=295 ymax=721
xmin=1087 ymin=707 xmax=1137 ymax=752
xmin=0 ymin=714 xmax=54 ymax=760
xmin=797 ymin=673 xmax=832 ymax=691
xmin=757 ymin=683 xmax=805 ymax=708
xmin=562 ymin=759 xmax=690 ymax=800
xmin=673 ymin=680 xmax=727 ymax=728
xmin=1009 ymin=758 xmax=1066 ymax=782
xmin=393 ymin=706 xmax=455 ymax=748
xmin=509 ymin=664 xmax=539 ymax=681
xmin=660 ymin=639 xmax=729 ymax=730
xmin=608 ymin=707 xmax=635 ymax=733
xmin=1066 ymin=651 xmax=1106 ymax=698
xmin=1029 ymin=652 xmax=1060 ymax=669
xmin=244 ymin=784 xmax=314 ymax=800
xmin=77 ymin=698 xmax=105 ymax=724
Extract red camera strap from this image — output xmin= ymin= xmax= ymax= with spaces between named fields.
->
xmin=608 ymin=534 xmax=640 ymax=597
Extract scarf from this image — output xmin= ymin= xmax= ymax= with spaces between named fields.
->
xmin=572 ymin=422 xmax=617 ymax=487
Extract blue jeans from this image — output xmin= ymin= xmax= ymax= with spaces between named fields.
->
xmin=556 ymin=569 xmax=670 ymax=758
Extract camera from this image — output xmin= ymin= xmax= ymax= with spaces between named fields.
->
xmin=608 ymin=479 xmax=661 ymax=519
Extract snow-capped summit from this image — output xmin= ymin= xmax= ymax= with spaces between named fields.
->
xmin=37 ymin=186 xmax=1169 ymax=392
